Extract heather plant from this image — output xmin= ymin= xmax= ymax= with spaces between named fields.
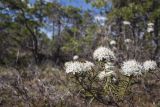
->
xmin=65 ymin=46 xmax=159 ymax=106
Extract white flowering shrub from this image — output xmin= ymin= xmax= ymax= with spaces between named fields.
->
xmin=124 ymin=38 xmax=132 ymax=43
xmin=93 ymin=46 xmax=116 ymax=62
xmin=147 ymin=22 xmax=154 ymax=33
xmin=123 ymin=21 xmax=131 ymax=25
xmin=64 ymin=46 xmax=159 ymax=106
xmin=143 ymin=60 xmax=157 ymax=72
xmin=73 ymin=55 xmax=79 ymax=60
xmin=121 ymin=60 xmax=143 ymax=76
xmin=65 ymin=61 xmax=94 ymax=74
xmin=110 ymin=40 xmax=116 ymax=45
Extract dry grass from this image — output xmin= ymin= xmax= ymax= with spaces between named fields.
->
xmin=0 ymin=65 xmax=159 ymax=107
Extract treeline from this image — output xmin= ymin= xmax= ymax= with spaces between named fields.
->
xmin=0 ymin=0 xmax=98 ymax=67
xmin=0 ymin=0 xmax=160 ymax=67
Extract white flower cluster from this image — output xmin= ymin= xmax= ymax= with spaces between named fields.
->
xmin=73 ymin=55 xmax=79 ymax=60
xmin=121 ymin=59 xmax=158 ymax=76
xmin=93 ymin=46 xmax=116 ymax=62
xmin=110 ymin=40 xmax=116 ymax=45
xmin=65 ymin=61 xmax=82 ymax=74
xmin=65 ymin=46 xmax=158 ymax=78
xmin=123 ymin=21 xmax=131 ymax=25
xmin=65 ymin=61 xmax=94 ymax=74
xmin=121 ymin=60 xmax=143 ymax=76
xmin=98 ymin=71 xmax=115 ymax=80
xmin=83 ymin=61 xmax=95 ymax=72
xmin=143 ymin=60 xmax=157 ymax=71
xmin=147 ymin=27 xmax=154 ymax=33
xmin=124 ymin=39 xmax=132 ymax=43
xmin=147 ymin=22 xmax=154 ymax=33
xmin=148 ymin=23 xmax=154 ymax=26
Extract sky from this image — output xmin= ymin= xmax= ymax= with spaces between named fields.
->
xmin=30 ymin=0 xmax=91 ymax=9
xmin=59 ymin=0 xmax=98 ymax=12
xmin=30 ymin=0 xmax=99 ymax=13
xmin=29 ymin=0 xmax=106 ymax=38
xmin=60 ymin=0 xmax=92 ymax=10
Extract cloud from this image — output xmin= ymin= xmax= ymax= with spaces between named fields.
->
xmin=43 ymin=0 xmax=55 ymax=3
xmin=94 ymin=15 xmax=107 ymax=26
xmin=95 ymin=15 xmax=107 ymax=21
